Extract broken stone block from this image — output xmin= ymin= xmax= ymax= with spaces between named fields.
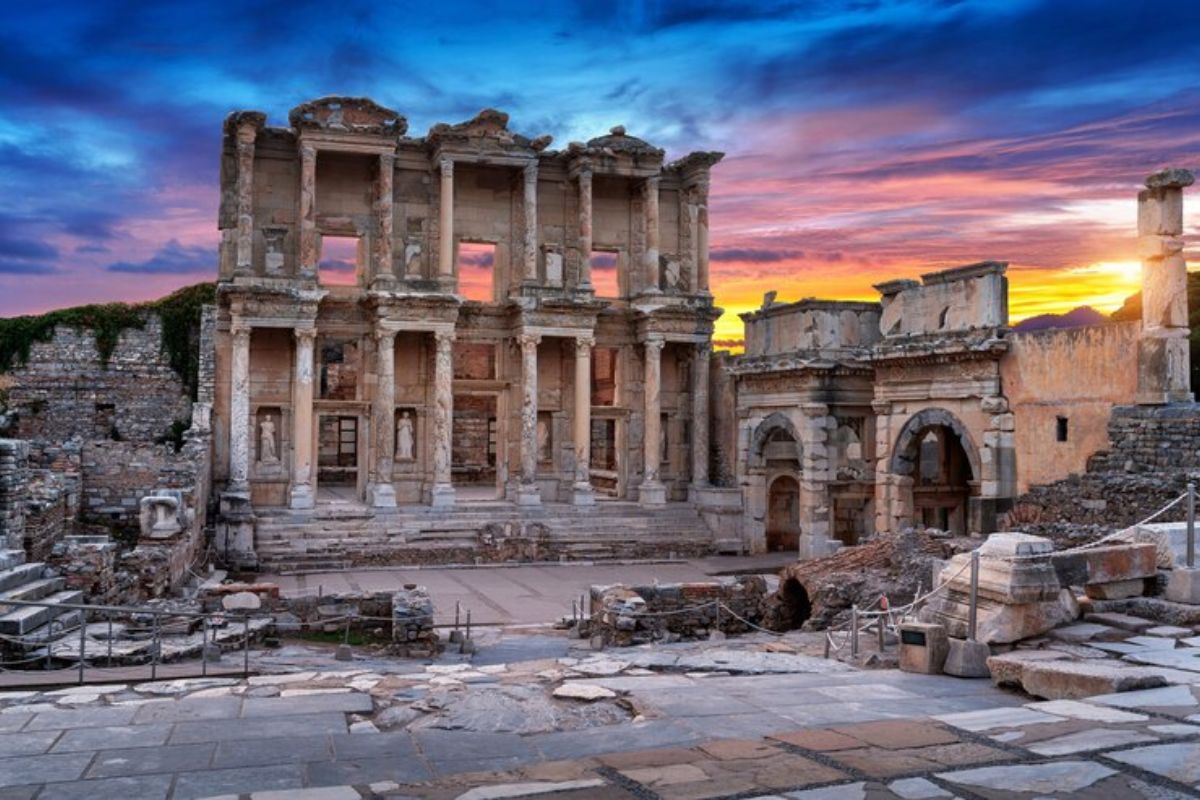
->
xmin=987 ymin=650 xmax=1071 ymax=688
xmin=1052 ymin=543 xmax=1157 ymax=588
xmin=221 ymin=591 xmax=262 ymax=611
xmin=1010 ymin=660 xmax=1168 ymax=701
xmin=1113 ymin=527 xmax=1177 ymax=569
xmin=1084 ymin=612 xmax=1156 ymax=633
xmin=944 ymin=638 xmax=991 ymax=679
xmin=1166 ymin=568 xmax=1200 ymax=605
xmin=1085 ymin=578 xmax=1150 ymax=601
xmin=898 ymin=622 xmax=949 ymax=675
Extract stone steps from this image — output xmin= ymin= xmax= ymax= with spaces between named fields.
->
xmin=0 ymin=563 xmax=46 ymax=594
xmin=0 ymin=589 xmax=84 ymax=635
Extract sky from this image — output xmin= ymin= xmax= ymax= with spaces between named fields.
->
xmin=1 ymin=0 xmax=1198 ymax=348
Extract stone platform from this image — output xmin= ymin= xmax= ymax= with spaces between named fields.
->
xmin=252 ymin=500 xmax=716 ymax=573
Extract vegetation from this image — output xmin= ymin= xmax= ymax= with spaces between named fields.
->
xmin=0 ymin=283 xmax=216 ymax=399
xmin=155 ymin=418 xmax=191 ymax=453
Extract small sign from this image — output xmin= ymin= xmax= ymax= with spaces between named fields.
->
xmin=900 ymin=629 xmax=926 ymax=646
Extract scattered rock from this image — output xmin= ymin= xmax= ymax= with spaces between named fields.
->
xmin=552 ymin=683 xmax=617 ymax=702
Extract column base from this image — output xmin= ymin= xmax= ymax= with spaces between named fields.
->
xmin=571 ymin=482 xmax=595 ymax=506
xmin=517 ymin=483 xmax=542 ymax=507
xmin=431 ymin=483 xmax=456 ymax=508
xmin=639 ymin=481 xmax=667 ymax=507
xmin=288 ymin=483 xmax=315 ymax=510
xmin=367 ymin=482 xmax=397 ymax=509
xmin=687 ymin=482 xmax=710 ymax=503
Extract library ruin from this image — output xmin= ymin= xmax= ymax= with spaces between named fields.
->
xmin=0 ymin=96 xmax=1192 ymax=592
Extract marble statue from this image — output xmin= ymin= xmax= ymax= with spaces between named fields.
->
xmin=259 ymin=416 xmax=278 ymax=463
xmin=397 ymin=411 xmax=415 ymax=461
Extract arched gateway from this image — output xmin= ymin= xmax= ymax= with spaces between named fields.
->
xmin=889 ymin=408 xmax=981 ymax=536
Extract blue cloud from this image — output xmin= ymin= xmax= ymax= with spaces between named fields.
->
xmin=105 ymin=240 xmax=214 ymax=274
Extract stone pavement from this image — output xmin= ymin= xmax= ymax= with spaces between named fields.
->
xmin=261 ymin=556 xmax=794 ymax=626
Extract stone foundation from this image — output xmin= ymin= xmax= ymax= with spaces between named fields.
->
xmin=588 ymin=576 xmax=769 ymax=646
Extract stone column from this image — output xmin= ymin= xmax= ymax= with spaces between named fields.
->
xmin=368 ymin=329 xmax=398 ymax=508
xmin=642 ymin=177 xmax=661 ymax=293
xmin=430 ymin=331 xmax=456 ymax=507
xmin=518 ymin=333 xmax=542 ymax=506
xmin=577 ymin=167 xmax=593 ymax=290
xmin=374 ymin=153 xmax=395 ymax=286
xmin=572 ymin=336 xmax=595 ymax=506
xmin=438 ymin=158 xmax=455 ymax=284
xmin=1137 ymin=167 xmax=1195 ymax=404
xmin=228 ymin=321 xmax=252 ymax=495
xmin=299 ymin=143 xmax=318 ymax=279
xmin=690 ymin=341 xmax=711 ymax=493
xmin=696 ymin=181 xmax=711 ymax=295
xmin=799 ymin=402 xmax=833 ymax=559
xmin=235 ymin=121 xmax=258 ymax=273
xmin=640 ymin=336 xmax=666 ymax=506
xmin=523 ymin=162 xmax=538 ymax=284
xmin=289 ymin=328 xmax=317 ymax=509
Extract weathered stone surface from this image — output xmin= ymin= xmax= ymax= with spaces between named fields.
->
xmin=1084 ymin=578 xmax=1148 ymax=600
xmin=1166 ymin=567 xmax=1200 ymax=605
xmin=552 ymin=684 xmax=617 ymax=702
xmin=1051 ymin=543 xmax=1157 ymax=588
xmin=986 ymin=650 xmax=1070 ymax=688
xmin=1015 ymin=660 xmax=1168 ymax=700
xmin=943 ymin=638 xmax=990 ymax=679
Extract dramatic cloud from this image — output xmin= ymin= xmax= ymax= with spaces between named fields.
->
xmin=0 ymin=0 xmax=1197 ymax=343
xmin=106 ymin=240 xmax=215 ymax=274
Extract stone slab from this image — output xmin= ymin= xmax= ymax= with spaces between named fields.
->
xmin=52 ymin=723 xmax=172 ymax=753
xmin=0 ymin=730 xmax=61 ymax=758
xmin=1124 ymin=635 xmax=1182 ymax=650
xmin=1166 ymin=567 xmax=1200 ymax=605
xmin=1048 ymin=623 xmax=1121 ymax=644
xmin=1016 ymin=659 xmax=1168 ymax=700
xmin=132 ymin=696 xmax=243 ymax=724
xmin=1122 ymin=648 xmax=1200 ymax=672
xmin=1089 ymin=685 xmax=1198 ymax=709
xmin=86 ymin=742 xmax=215 ymax=779
xmin=33 ymin=775 xmax=173 ymax=800
xmin=240 ymin=692 xmax=373 ymax=718
xmin=0 ymin=752 xmax=95 ymax=786
xmin=169 ymin=712 xmax=349 ymax=744
xmin=1025 ymin=699 xmax=1148 ymax=723
xmin=171 ymin=764 xmax=305 ymax=800
xmin=1105 ymin=741 xmax=1200 ymax=785
xmin=1084 ymin=612 xmax=1155 ymax=633
xmin=213 ymin=734 xmax=335 ymax=769
xmin=933 ymin=707 xmax=1063 ymax=732
xmin=1146 ymin=625 xmax=1193 ymax=638
xmin=936 ymin=760 xmax=1116 ymax=794
xmin=305 ymin=755 xmax=431 ymax=787
xmin=24 ymin=706 xmax=138 ymax=731
xmin=1025 ymin=727 xmax=1155 ymax=756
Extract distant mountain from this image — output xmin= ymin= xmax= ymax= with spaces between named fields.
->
xmin=1013 ymin=305 xmax=1109 ymax=332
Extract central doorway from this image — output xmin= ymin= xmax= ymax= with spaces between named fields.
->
xmin=452 ymin=394 xmax=501 ymax=501
xmin=318 ymin=414 xmax=361 ymax=502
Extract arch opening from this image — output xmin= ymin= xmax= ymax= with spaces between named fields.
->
xmin=891 ymin=408 xmax=979 ymax=536
xmin=776 ymin=577 xmax=811 ymax=631
xmin=766 ymin=474 xmax=800 ymax=552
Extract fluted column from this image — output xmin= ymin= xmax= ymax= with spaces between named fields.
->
xmin=299 ymin=144 xmax=318 ymax=279
xmin=640 ymin=336 xmax=666 ymax=506
xmin=517 ymin=333 xmax=542 ymax=506
xmin=573 ymin=336 xmax=595 ymax=506
xmin=374 ymin=153 xmax=395 ymax=286
xmin=523 ymin=163 xmax=538 ymax=284
xmin=643 ymin=177 xmax=661 ymax=293
xmin=691 ymin=341 xmax=711 ymax=491
xmin=235 ymin=122 xmax=257 ymax=273
xmin=577 ymin=167 xmax=593 ymax=290
xmin=289 ymin=328 xmax=316 ymax=509
xmin=228 ymin=321 xmax=252 ymax=495
xmin=431 ymin=331 xmax=456 ymax=507
xmin=368 ymin=329 xmax=398 ymax=508
xmin=438 ymin=158 xmax=455 ymax=284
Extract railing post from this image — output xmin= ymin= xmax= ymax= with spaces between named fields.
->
xmin=106 ymin=615 xmax=113 ymax=667
xmin=201 ymin=616 xmax=209 ymax=677
xmin=850 ymin=605 xmax=859 ymax=658
xmin=77 ymin=613 xmax=87 ymax=685
xmin=1187 ymin=482 xmax=1195 ymax=569
xmin=968 ymin=550 xmax=980 ymax=643
xmin=823 ymin=633 xmax=831 ymax=659
xmin=243 ymin=614 xmax=251 ymax=678
xmin=150 ymin=612 xmax=160 ymax=681
xmin=877 ymin=615 xmax=886 ymax=652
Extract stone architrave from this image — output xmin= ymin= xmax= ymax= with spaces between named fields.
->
xmin=518 ymin=333 xmax=542 ymax=506
xmin=577 ymin=166 xmax=593 ymax=289
xmin=298 ymin=144 xmax=318 ymax=278
xmin=691 ymin=341 xmax=711 ymax=492
xmin=289 ymin=327 xmax=317 ymax=509
xmin=438 ymin=158 xmax=455 ymax=283
xmin=573 ymin=336 xmax=595 ymax=505
xmin=642 ymin=177 xmax=661 ymax=293
xmin=522 ymin=163 xmax=538 ymax=284
xmin=228 ymin=322 xmax=251 ymax=494
xmin=368 ymin=329 xmax=398 ymax=508
xmin=640 ymin=336 xmax=666 ymax=506
xmin=431 ymin=331 xmax=455 ymax=507
xmin=374 ymin=152 xmax=395 ymax=285
xmin=234 ymin=121 xmax=257 ymax=272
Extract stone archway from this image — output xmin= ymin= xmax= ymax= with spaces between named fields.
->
xmin=748 ymin=412 xmax=803 ymax=471
xmin=888 ymin=408 xmax=981 ymax=535
xmin=767 ymin=474 xmax=800 ymax=551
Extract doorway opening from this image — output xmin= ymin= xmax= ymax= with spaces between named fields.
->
xmin=452 ymin=394 xmax=500 ymax=500
xmin=767 ymin=474 xmax=800 ymax=552
xmin=590 ymin=417 xmax=620 ymax=498
xmin=458 ymin=241 xmax=496 ymax=302
xmin=913 ymin=427 xmax=973 ymax=534
xmin=318 ymin=415 xmax=360 ymax=501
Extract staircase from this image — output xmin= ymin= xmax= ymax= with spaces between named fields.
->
xmin=254 ymin=500 xmax=716 ymax=573
xmin=0 ymin=549 xmax=84 ymax=649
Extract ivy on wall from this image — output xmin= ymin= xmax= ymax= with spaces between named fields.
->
xmin=0 ymin=283 xmax=216 ymax=400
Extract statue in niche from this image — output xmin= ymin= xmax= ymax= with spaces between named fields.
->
xmin=537 ymin=418 xmax=551 ymax=462
xmin=396 ymin=411 xmax=415 ymax=461
xmin=259 ymin=416 xmax=278 ymax=463
xmin=662 ymin=258 xmax=681 ymax=291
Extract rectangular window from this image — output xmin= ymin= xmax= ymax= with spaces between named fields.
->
xmin=591 ymin=347 xmax=618 ymax=406
xmin=590 ymin=250 xmax=620 ymax=298
xmin=458 ymin=241 xmax=496 ymax=302
xmin=318 ymin=236 xmax=360 ymax=286
xmin=1056 ymin=416 xmax=1069 ymax=442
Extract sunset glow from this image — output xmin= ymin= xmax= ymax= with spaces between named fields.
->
xmin=1 ymin=1 xmax=1197 ymax=347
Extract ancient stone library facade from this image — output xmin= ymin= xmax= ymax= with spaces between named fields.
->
xmin=0 ymin=95 xmax=1191 ymax=581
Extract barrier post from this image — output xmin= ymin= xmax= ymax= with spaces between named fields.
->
xmin=877 ymin=616 xmax=886 ymax=652
xmin=968 ymin=550 xmax=980 ymax=642
xmin=201 ymin=617 xmax=210 ymax=677
xmin=243 ymin=614 xmax=251 ymax=677
xmin=1187 ymin=483 xmax=1195 ymax=569
xmin=150 ymin=612 xmax=160 ymax=681
xmin=77 ymin=614 xmax=87 ymax=685
xmin=850 ymin=606 xmax=859 ymax=658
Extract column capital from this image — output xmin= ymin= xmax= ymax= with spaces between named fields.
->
xmin=373 ymin=327 xmax=396 ymax=346
xmin=643 ymin=175 xmax=661 ymax=193
xmin=575 ymin=335 xmax=595 ymax=354
xmin=577 ymin=165 xmax=593 ymax=183
xmin=236 ymin=123 xmax=258 ymax=145
xmin=695 ymin=340 xmax=713 ymax=357
xmin=434 ymin=329 xmax=456 ymax=347
xmin=517 ymin=332 xmax=542 ymax=351
xmin=231 ymin=320 xmax=252 ymax=340
xmin=439 ymin=157 xmax=454 ymax=177
xmin=300 ymin=142 xmax=317 ymax=160
xmin=293 ymin=326 xmax=318 ymax=344
xmin=871 ymin=399 xmax=892 ymax=415
xmin=379 ymin=151 xmax=395 ymax=169
xmin=524 ymin=161 xmax=538 ymax=181
xmin=643 ymin=335 xmax=665 ymax=354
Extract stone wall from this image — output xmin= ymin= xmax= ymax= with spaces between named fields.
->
xmin=0 ymin=440 xmax=28 ymax=550
xmin=588 ymin=576 xmax=769 ymax=646
xmin=25 ymin=469 xmax=79 ymax=561
xmin=3 ymin=316 xmax=192 ymax=446
xmin=1014 ymin=404 xmax=1199 ymax=542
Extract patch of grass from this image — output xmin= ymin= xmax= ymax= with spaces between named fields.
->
xmin=293 ymin=629 xmax=373 ymax=647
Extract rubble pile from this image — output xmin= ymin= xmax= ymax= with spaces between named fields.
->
xmin=391 ymin=584 xmax=439 ymax=658
xmin=775 ymin=529 xmax=971 ymax=630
